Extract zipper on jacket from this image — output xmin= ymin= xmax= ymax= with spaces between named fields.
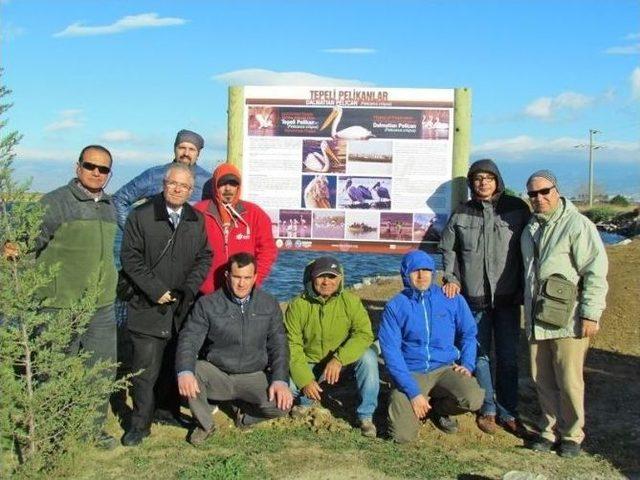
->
xmin=420 ymin=292 xmax=431 ymax=372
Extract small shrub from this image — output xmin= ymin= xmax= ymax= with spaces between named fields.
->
xmin=609 ymin=195 xmax=630 ymax=207
xmin=583 ymin=206 xmax=616 ymax=223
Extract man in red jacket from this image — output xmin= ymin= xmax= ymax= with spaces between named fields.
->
xmin=194 ymin=163 xmax=277 ymax=294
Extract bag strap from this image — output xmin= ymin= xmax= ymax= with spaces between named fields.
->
xmin=150 ymin=226 xmax=178 ymax=270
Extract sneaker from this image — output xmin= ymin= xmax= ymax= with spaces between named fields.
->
xmin=95 ymin=431 xmax=117 ymax=450
xmin=188 ymin=426 xmax=214 ymax=446
xmin=121 ymin=428 xmax=150 ymax=447
xmin=497 ymin=417 xmax=530 ymax=439
xmin=432 ymin=414 xmax=459 ymax=434
xmin=359 ymin=419 xmax=377 ymax=438
xmin=558 ymin=440 xmax=581 ymax=458
xmin=476 ymin=414 xmax=497 ymax=434
xmin=526 ymin=436 xmax=554 ymax=452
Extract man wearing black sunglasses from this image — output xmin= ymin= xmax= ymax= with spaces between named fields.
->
xmin=35 ymin=145 xmax=118 ymax=449
xmin=521 ymin=170 xmax=608 ymax=458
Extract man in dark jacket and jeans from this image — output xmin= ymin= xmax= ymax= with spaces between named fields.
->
xmin=438 ymin=159 xmax=530 ymax=436
xmin=175 ymin=252 xmax=292 ymax=446
xmin=120 ymin=163 xmax=211 ymax=446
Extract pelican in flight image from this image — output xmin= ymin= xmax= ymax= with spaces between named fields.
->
xmin=303 ymin=140 xmax=339 ymax=172
xmin=320 ymin=106 xmax=374 ymax=140
xmin=255 ymin=112 xmax=273 ymax=129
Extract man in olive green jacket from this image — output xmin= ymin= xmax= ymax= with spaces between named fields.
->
xmin=285 ymin=256 xmax=379 ymax=437
xmin=521 ymin=170 xmax=608 ymax=458
xmin=36 ymin=145 xmax=118 ymax=449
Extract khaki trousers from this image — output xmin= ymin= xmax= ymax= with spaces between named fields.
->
xmin=530 ymin=336 xmax=590 ymax=444
xmin=388 ymin=366 xmax=484 ymax=443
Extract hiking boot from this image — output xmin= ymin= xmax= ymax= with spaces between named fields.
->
xmin=476 ymin=414 xmax=497 ymax=434
xmin=188 ymin=426 xmax=214 ymax=446
xmin=153 ymin=409 xmax=189 ymax=428
xmin=432 ymin=414 xmax=458 ymax=434
xmin=95 ymin=431 xmax=117 ymax=450
xmin=121 ymin=428 xmax=150 ymax=447
xmin=526 ymin=436 xmax=554 ymax=452
xmin=359 ymin=419 xmax=377 ymax=438
xmin=558 ymin=440 xmax=581 ymax=458
xmin=498 ymin=417 xmax=530 ymax=438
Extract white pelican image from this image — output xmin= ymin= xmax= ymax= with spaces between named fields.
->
xmin=320 ymin=106 xmax=374 ymax=140
xmin=255 ymin=112 xmax=273 ymax=129
xmin=303 ymin=140 xmax=338 ymax=172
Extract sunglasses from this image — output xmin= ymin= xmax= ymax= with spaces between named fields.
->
xmin=472 ymin=175 xmax=496 ymax=183
xmin=81 ymin=161 xmax=111 ymax=175
xmin=527 ymin=186 xmax=556 ymax=198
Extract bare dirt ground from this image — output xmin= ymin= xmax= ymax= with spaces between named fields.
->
xmin=71 ymin=239 xmax=639 ymax=480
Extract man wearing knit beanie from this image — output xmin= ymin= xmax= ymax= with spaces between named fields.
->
xmin=521 ymin=169 xmax=608 ymax=458
xmin=113 ymin=129 xmax=212 ymax=230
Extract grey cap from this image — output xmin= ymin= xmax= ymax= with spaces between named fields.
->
xmin=527 ymin=169 xmax=558 ymax=189
xmin=174 ymin=129 xmax=204 ymax=150
xmin=310 ymin=256 xmax=342 ymax=278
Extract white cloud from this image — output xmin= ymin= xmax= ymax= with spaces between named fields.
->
xmin=321 ymin=48 xmax=376 ymax=54
xmin=100 ymin=130 xmax=136 ymax=142
xmin=473 ymin=135 xmax=639 ymax=163
xmin=604 ymin=44 xmax=640 ymax=55
xmin=625 ymin=32 xmax=640 ymax=40
xmin=631 ymin=67 xmax=640 ymax=100
xmin=16 ymin=145 xmax=162 ymax=165
xmin=53 ymin=13 xmax=187 ymax=38
xmin=212 ymin=68 xmax=372 ymax=86
xmin=523 ymin=91 xmax=593 ymax=119
xmin=44 ymin=109 xmax=84 ymax=132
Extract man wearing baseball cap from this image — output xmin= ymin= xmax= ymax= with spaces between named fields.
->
xmin=285 ymin=256 xmax=380 ymax=438
xmin=379 ymin=250 xmax=484 ymax=443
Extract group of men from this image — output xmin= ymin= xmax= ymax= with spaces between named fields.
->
xmin=31 ymin=129 xmax=608 ymax=458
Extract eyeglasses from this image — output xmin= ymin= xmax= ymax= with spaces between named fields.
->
xmin=472 ymin=175 xmax=496 ymax=183
xmin=81 ymin=161 xmax=111 ymax=175
xmin=164 ymin=180 xmax=193 ymax=190
xmin=527 ymin=186 xmax=556 ymax=198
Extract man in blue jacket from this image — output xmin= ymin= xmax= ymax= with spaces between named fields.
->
xmin=112 ymin=129 xmax=211 ymax=229
xmin=379 ymin=250 xmax=484 ymax=443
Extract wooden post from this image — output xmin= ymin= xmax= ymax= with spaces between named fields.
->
xmin=452 ymin=88 xmax=472 ymax=208
xmin=227 ymin=86 xmax=244 ymax=168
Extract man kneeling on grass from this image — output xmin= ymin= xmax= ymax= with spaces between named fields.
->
xmin=379 ymin=250 xmax=484 ymax=443
xmin=285 ymin=256 xmax=380 ymax=438
xmin=175 ymin=252 xmax=292 ymax=445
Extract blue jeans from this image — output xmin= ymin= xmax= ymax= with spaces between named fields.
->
xmin=473 ymin=306 xmax=520 ymax=421
xmin=290 ymin=346 xmax=379 ymax=420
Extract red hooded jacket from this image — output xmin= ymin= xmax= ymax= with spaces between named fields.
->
xmin=194 ymin=164 xmax=277 ymax=294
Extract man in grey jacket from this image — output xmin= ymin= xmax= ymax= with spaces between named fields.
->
xmin=522 ymin=170 xmax=608 ymax=458
xmin=439 ymin=159 xmax=530 ymax=436
xmin=176 ymin=252 xmax=292 ymax=445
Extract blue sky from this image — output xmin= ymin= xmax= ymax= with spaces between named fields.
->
xmin=1 ymin=0 xmax=639 ymax=196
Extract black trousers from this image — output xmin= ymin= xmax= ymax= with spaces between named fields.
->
xmin=129 ymin=330 xmax=180 ymax=430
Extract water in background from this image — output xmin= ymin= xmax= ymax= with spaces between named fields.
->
xmin=264 ymin=251 xmax=442 ymax=301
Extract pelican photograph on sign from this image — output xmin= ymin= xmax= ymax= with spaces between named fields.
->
xmin=302 ymin=139 xmax=345 ymax=173
xmin=312 ymin=210 xmax=346 ymax=239
xmin=302 ymin=174 xmax=336 ymax=209
xmin=337 ymin=176 xmax=392 ymax=210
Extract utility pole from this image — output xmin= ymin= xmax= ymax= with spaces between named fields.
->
xmin=574 ymin=130 xmax=602 ymax=206
xmin=588 ymin=129 xmax=600 ymax=207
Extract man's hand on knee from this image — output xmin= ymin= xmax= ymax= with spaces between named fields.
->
xmin=301 ymin=380 xmax=323 ymax=402
xmin=323 ymin=357 xmax=342 ymax=385
xmin=452 ymin=364 xmax=472 ymax=377
xmin=410 ymin=394 xmax=431 ymax=419
xmin=269 ymin=381 xmax=293 ymax=411
xmin=178 ymin=372 xmax=200 ymax=398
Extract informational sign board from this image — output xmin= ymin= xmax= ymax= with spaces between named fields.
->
xmin=228 ymin=86 xmax=471 ymax=254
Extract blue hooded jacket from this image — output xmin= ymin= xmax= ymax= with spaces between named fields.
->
xmin=378 ymin=250 xmax=477 ymax=399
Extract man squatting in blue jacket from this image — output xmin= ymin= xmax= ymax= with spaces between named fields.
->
xmin=379 ymin=250 xmax=484 ymax=443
